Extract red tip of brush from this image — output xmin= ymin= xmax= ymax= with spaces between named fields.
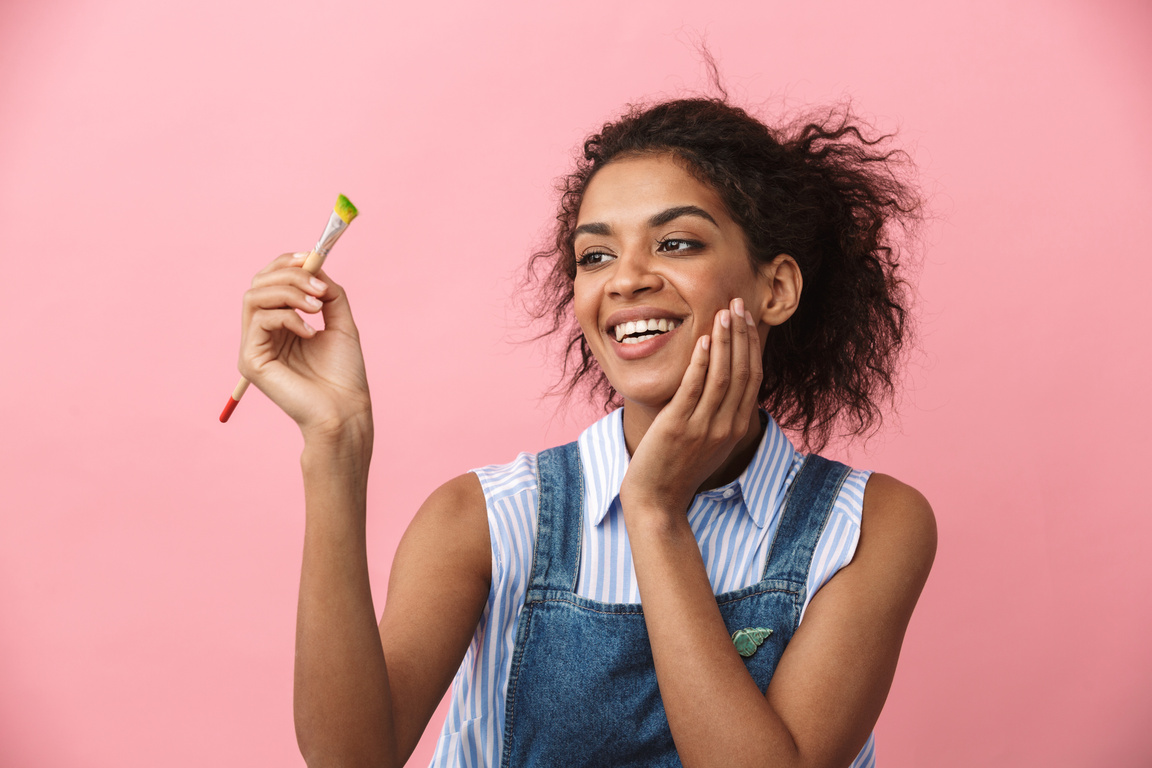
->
xmin=219 ymin=397 xmax=240 ymax=423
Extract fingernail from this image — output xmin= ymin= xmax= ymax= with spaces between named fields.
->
xmin=720 ymin=310 xmax=731 ymax=329
xmin=310 ymin=277 xmax=327 ymax=292
xmin=746 ymin=312 xmax=756 ymax=326
xmin=303 ymin=321 xmax=315 ymax=334
xmin=304 ymin=295 xmax=322 ymax=308
xmin=701 ymin=335 xmax=711 ymax=351
xmin=733 ymin=298 xmax=745 ymax=317
xmin=293 ymin=252 xmax=308 ymax=261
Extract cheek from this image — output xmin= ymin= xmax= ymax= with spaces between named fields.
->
xmin=682 ymin=278 xmax=737 ymax=318
xmin=572 ymin=280 xmax=600 ymax=336
xmin=707 ymin=272 xmax=759 ymax=312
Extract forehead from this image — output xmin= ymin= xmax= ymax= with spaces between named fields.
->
xmin=576 ymin=154 xmax=729 ymax=226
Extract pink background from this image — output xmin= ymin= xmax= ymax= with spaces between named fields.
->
xmin=2 ymin=0 xmax=1150 ymax=765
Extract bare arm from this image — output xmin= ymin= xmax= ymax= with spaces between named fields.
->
xmin=294 ymin=456 xmax=489 ymax=768
xmin=237 ymin=254 xmax=490 ymax=767
xmin=627 ymin=472 xmax=935 ymax=768
xmin=293 ymin=426 xmax=389 ymax=766
xmin=377 ymin=472 xmax=491 ymax=763
xmin=620 ymin=299 xmax=936 ymax=768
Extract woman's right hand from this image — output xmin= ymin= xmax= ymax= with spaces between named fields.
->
xmin=238 ymin=252 xmax=372 ymax=442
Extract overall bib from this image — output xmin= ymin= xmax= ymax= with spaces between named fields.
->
xmin=501 ymin=441 xmax=850 ymax=767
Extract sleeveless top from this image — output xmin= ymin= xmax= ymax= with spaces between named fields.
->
xmin=429 ymin=409 xmax=876 ymax=767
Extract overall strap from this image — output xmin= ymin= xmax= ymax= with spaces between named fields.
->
xmin=761 ymin=455 xmax=852 ymax=593
xmin=528 ymin=442 xmax=584 ymax=595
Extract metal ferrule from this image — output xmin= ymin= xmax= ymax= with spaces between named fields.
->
xmin=313 ymin=211 xmax=349 ymax=257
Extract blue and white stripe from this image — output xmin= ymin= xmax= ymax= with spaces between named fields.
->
xmin=429 ymin=408 xmax=874 ymax=768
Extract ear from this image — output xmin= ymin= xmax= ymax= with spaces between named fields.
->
xmin=755 ymin=254 xmax=802 ymax=327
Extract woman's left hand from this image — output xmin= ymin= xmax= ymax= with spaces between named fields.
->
xmin=619 ymin=297 xmax=764 ymax=518
xmin=616 ymin=300 xmax=936 ymax=768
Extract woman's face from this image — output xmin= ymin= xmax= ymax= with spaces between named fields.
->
xmin=573 ymin=153 xmax=769 ymax=410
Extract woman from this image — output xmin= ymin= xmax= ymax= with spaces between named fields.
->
xmin=238 ymin=97 xmax=936 ymax=767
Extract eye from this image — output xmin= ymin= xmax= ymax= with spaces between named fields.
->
xmin=575 ymin=250 xmax=616 ymax=267
xmin=656 ymin=238 xmax=703 ymax=253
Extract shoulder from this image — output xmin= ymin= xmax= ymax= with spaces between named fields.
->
xmin=397 ymin=472 xmax=492 ymax=588
xmin=422 ymin=471 xmax=489 ymax=515
xmin=857 ymin=473 xmax=937 ymax=588
xmin=805 ymin=467 xmax=935 ymax=618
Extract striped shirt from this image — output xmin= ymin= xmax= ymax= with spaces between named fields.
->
xmin=429 ymin=409 xmax=876 ymax=768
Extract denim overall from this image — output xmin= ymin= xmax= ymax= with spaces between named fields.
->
xmin=500 ymin=441 xmax=850 ymax=767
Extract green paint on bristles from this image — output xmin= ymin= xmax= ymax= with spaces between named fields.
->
xmin=334 ymin=194 xmax=359 ymax=224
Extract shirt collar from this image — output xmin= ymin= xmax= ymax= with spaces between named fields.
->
xmin=577 ymin=409 xmax=630 ymax=527
xmin=576 ymin=408 xmax=798 ymax=529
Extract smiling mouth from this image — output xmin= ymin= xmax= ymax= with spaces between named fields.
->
xmin=612 ymin=318 xmax=681 ymax=344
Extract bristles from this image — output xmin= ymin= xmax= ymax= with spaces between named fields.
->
xmin=334 ymin=194 xmax=359 ymax=224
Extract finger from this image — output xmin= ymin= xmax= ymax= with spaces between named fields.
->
xmin=252 ymin=251 xmax=309 ymax=280
xmin=736 ymin=310 xmax=764 ymax=423
xmin=242 ymin=284 xmax=326 ymax=320
xmin=255 ymin=308 xmax=317 ymax=338
xmin=242 ymin=303 xmax=319 ymax=351
xmin=239 ymin=309 xmax=317 ymax=379
xmin=241 ymin=284 xmax=323 ymax=360
xmin=695 ymin=308 xmax=733 ymax=419
xmin=250 ymin=262 xmax=328 ymax=296
xmin=663 ymin=334 xmax=711 ymax=419
xmin=716 ymin=298 xmax=752 ymax=421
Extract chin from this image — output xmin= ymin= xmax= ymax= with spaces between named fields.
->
xmin=601 ymin=359 xmax=691 ymax=412
xmin=614 ymin=382 xmax=680 ymax=412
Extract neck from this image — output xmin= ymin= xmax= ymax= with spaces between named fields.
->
xmin=621 ymin=402 xmax=764 ymax=493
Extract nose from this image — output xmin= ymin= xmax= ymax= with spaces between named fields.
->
xmin=607 ymin=247 xmax=662 ymax=298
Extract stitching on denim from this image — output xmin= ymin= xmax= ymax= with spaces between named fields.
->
xmin=500 ymin=602 xmax=531 ymax=767
xmin=761 ymin=454 xmax=807 ymax=579
xmin=760 ymin=457 xmax=850 ymax=590
xmin=715 ymin=587 xmax=800 ymax=607
xmin=504 ymin=443 xmax=580 ymax=765
xmin=529 ymin=450 xmax=549 ymax=595
xmin=530 ymin=443 xmax=583 ymax=596
xmin=534 ymin=587 xmax=800 ymax=616
xmin=506 ymin=447 xmax=562 ymax=767
xmin=536 ymin=597 xmax=646 ymax=615
xmin=798 ymin=464 xmax=850 ymax=606
xmin=571 ymin=443 xmax=584 ymax=595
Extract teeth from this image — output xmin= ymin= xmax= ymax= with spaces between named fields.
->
xmin=612 ymin=318 xmax=678 ymax=342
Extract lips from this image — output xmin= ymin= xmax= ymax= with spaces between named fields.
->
xmin=600 ymin=308 xmax=685 ymax=363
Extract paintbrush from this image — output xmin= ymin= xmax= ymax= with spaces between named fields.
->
xmin=220 ymin=194 xmax=359 ymax=423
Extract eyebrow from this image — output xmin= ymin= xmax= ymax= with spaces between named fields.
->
xmin=572 ymin=205 xmax=719 ymax=239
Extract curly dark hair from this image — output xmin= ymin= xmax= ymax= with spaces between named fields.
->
xmin=525 ymin=97 xmax=921 ymax=451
